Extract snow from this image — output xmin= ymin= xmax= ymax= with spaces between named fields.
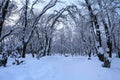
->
xmin=98 ymin=47 xmax=104 ymax=54
xmin=0 ymin=55 xmax=120 ymax=80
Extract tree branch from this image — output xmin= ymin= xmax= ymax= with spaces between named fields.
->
xmin=0 ymin=30 xmax=13 ymax=42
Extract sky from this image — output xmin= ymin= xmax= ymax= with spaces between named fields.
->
xmin=10 ymin=0 xmax=76 ymax=27
xmin=12 ymin=0 xmax=120 ymax=15
xmin=12 ymin=0 xmax=76 ymax=10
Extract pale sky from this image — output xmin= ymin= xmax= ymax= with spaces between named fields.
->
xmin=12 ymin=0 xmax=76 ymax=11
xmin=10 ymin=0 xmax=76 ymax=25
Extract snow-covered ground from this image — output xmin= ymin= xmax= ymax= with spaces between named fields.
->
xmin=0 ymin=55 xmax=120 ymax=80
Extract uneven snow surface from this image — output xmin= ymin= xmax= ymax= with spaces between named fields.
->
xmin=0 ymin=55 xmax=120 ymax=80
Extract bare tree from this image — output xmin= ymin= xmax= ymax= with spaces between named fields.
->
xmin=19 ymin=0 xmax=58 ymax=58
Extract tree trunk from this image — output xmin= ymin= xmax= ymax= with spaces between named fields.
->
xmin=118 ymin=51 xmax=120 ymax=58
xmin=85 ymin=0 xmax=102 ymax=48
xmin=107 ymin=40 xmax=112 ymax=58
xmin=84 ymin=0 xmax=111 ymax=68
xmin=22 ymin=42 xmax=27 ymax=58
xmin=47 ymin=38 xmax=52 ymax=56
xmin=0 ymin=0 xmax=10 ymax=37
xmin=97 ymin=0 xmax=112 ymax=58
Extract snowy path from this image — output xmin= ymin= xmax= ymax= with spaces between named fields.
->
xmin=0 ymin=55 xmax=120 ymax=80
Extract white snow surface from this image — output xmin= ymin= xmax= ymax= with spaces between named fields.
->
xmin=0 ymin=55 xmax=120 ymax=80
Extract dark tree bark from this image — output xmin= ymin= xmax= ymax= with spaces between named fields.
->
xmin=21 ymin=0 xmax=28 ymax=58
xmin=118 ymin=50 xmax=120 ymax=58
xmin=22 ymin=42 xmax=27 ymax=58
xmin=0 ymin=0 xmax=10 ymax=37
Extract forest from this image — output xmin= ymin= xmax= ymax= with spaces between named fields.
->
xmin=0 ymin=0 xmax=120 ymax=80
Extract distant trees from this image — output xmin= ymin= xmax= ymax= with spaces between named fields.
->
xmin=50 ymin=0 xmax=120 ymax=68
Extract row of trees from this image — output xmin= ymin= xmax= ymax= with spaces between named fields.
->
xmin=0 ymin=0 xmax=120 ymax=67
xmin=51 ymin=0 xmax=120 ymax=67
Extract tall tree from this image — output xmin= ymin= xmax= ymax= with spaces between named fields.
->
xmin=20 ymin=0 xmax=58 ymax=58
xmin=0 ymin=0 xmax=10 ymax=37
